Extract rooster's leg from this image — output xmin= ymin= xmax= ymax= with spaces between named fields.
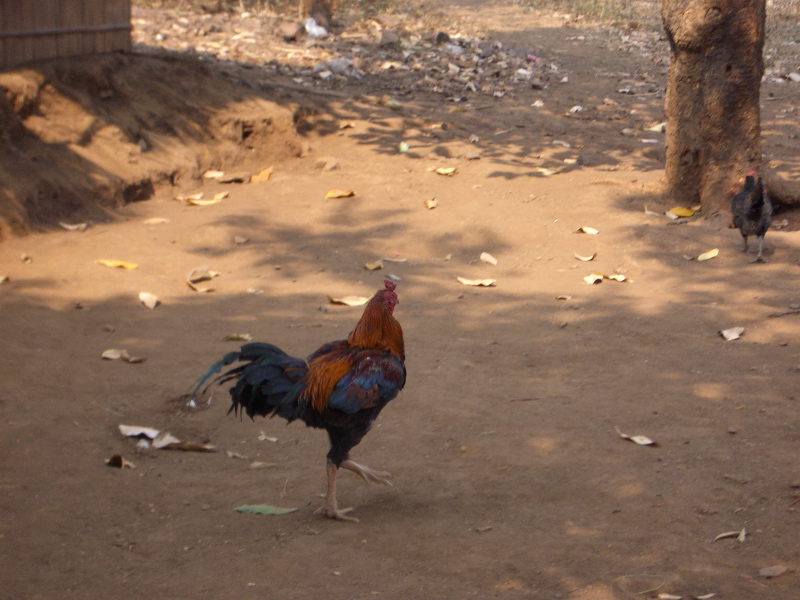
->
xmin=751 ymin=235 xmax=767 ymax=263
xmin=341 ymin=459 xmax=393 ymax=486
xmin=315 ymin=458 xmax=359 ymax=522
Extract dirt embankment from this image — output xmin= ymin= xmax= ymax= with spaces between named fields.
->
xmin=0 ymin=52 xmax=305 ymax=237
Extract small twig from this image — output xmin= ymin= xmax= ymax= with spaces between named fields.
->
xmin=767 ymin=309 xmax=800 ymax=318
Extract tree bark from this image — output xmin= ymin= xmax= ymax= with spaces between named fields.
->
xmin=662 ymin=0 xmax=765 ymax=219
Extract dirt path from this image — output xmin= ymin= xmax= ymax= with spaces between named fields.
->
xmin=1 ymin=2 xmax=800 ymax=599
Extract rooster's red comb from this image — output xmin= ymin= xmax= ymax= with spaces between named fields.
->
xmin=384 ymin=280 xmax=397 ymax=292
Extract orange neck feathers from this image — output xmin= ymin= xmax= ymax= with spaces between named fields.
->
xmin=304 ymin=283 xmax=404 ymax=413
xmin=347 ymin=288 xmax=404 ymax=360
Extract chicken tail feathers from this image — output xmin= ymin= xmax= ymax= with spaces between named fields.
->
xmin=194 ymin=343 xmax=309 ymax=422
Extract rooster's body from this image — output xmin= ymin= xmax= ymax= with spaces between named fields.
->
xmin=195 ymin=280 xmax=405 ymax=522
xmin=732 ymin=172 xmax=772 ymax=263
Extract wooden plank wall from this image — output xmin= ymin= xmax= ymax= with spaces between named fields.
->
xmin=0 ymin=0 xmax=131 ymax=71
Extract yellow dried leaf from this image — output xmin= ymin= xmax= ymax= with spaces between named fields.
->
xmin=583 ymin=273 xmax=604 ymax=285
xmin=224 ymin=333 xmax=253 ymax=342
xmin=573 ymin=252 xmax=596 ymax=262
xmin=536 ymin=167 xmax=560 ymax=176
xmin=480 ymin=252 xmax=498 ymax=265
xmin=102 ymin=348 xmax=131 ymax=361
xmin=434 ymin=167 xmax=458 ymax=176
xmin=186 ymin=197 xmax=222 ymax=206
xmin=203 ymin=170 xmax=224 ymax=179
xmin=424 ymin=197 xmax=438 ymax=209
xmin=251 ymin=166 xmax=273 ymax=183
xmin=326 ymin=189 xmax=356 ymax=199
xmin=327 ymin=295 xmax=370 ymax=306
xmin=714 ymin=529 xmax=746 ymax=543
xmin=667 ymin=206 xmax=695 ymax=218
xmin=457 ymin=277 xmax=496 ymax=287
xmin=97 ymin=259 xmax=139 ymax=269
xmin=605 ymin=274 xmax=629 ymax=282
xmin=697 ymin=248 xmax=719 ymax=261
xmin=364 ymin=260 xmax=384 ymax=271
xmin=143 ymin=217 xmax=170 ymax=225
xmin=213 ymin=191 xmax=229 ymax=202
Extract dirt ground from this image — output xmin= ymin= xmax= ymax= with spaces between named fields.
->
xmin=1 ymin=2 xmax=800 ymax=599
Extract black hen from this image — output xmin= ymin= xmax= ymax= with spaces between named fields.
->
xmin=731 ymin=172 xmax=772 ymax=263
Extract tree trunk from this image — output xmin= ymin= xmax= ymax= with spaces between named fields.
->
xmin=662 ymin=0 xmax=765 ymax=219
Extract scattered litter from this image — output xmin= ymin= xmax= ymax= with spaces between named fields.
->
xmin=479 ymin=252 xmax=498 ymax=265
xmin=424 ymin=197 xmax=438 ymax=209
xmin=696 ymin=248 xmax=719 ymax=261
xmin=575 ymin=226 xmax=599 ymax=235
xmin=434 ymin=167 xmax=458 ymax=176
xmin=573 ymin=252 xmax=596 ymax=262
xmin=186 ymin=265 xmax=220 ymax=292
xmin=250 ymin=166 xmax=273 ymax=183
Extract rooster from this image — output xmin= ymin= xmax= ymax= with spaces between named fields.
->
xmin=731 ymin=171 xmax=773 ymax=263
xmin=194 ymin=280 xmax=405 ymax=522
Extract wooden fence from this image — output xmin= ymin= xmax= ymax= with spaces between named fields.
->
xmin=0 ymin=0 xmax=131 ymax=71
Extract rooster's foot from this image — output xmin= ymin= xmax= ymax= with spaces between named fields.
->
xmin=341 ymin=459 xmax=393 ymax=486
xmin=315 ymin=504 xmax=359 ymax=522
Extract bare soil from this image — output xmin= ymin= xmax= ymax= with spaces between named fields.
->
xmin=1 ymin=2 xmax=800 ymax=599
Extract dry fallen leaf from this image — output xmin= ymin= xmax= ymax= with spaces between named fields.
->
xmin=615 ymin=426 xmax=658 ymax=446
xmin=644 ymin=206 xmax=662 ymax=217
xmin=434 ymin=167 xmax=458 ymax=176
xmin=224 ymin=333 xmax=253 ymax=342
xmin=59 ymin=221 xmax=89 ymax=231
xmin=720 ymin=327 xmax=744 ymax=341
xmin=714 ymin=528 xmax=746 ymax=542
xmin=666 ymin=206 xmax=695 ymax=218
xmin=97 ymin=259 xmax=138 ymax=269
xmin=138 ymin=292 xmax=160 ymax=309
xmin=573 ymin=252 xmax=596 ymax=262
xmin=186 ymin=266 xmax=220 ymax=292
xmin=480 ymin=252 xmax=498 ymax=265
xmin=326 ymin=189 xmax=356 ymax=199
xmin=583 ymin=273 xmax=604 ymax=285
xmin=233 ymin=235 xmax=250 ymax=245
xmin=536 ymin=167 xmax=560 ymax=176
xmin=457 ymin=277 xmax=496 ymax=287
xmin=759 ymin=566 xmax=788 ymax=579
xmin=0 ymin=275 xmax=9 ymax=285
xmin=250 ymin=166 xmax=273 ymax=183
xmin=424 ymin=197 xmax=439 ymax=209
xmin=697 ymin=248 xmax=719 ymax=261
xmin=213 ymin=191 xmax=229 ymax=202
xmin=176 ymin=192 xmax=204 ymax=202
xmin=235 ymin=504 xmax=299 ymax=516
xmin=143 ymin=217 xmax=170 ymax=225
xmin=327 ymin=295 xmax=370 ymax=306
xmin=105 ymin=454 xmax=136 ymax=469
xmin=102 ymin=349 xmax=146 ymax=364
xmin=657 ymin=594 xmax=683 ymax=600
xmin=119 ymin=424 xmax=161 ymax=439
xmin=575 ymin=226 xmax=599 ymax=235
xmin=203 ymin=170 xmax=224 ymax=179
xmin=364 ymin=259 xmax=384 ymax=271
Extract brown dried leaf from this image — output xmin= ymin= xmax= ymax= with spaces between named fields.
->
xmin=251 ymin=166 xmax=273 ymax=183
xmin=97 ymin=259 xmax=138 ymax=269
xmin=105 ymin=454 xmax=136 ymax=469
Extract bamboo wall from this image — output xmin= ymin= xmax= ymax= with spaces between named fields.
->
xmin=0 ymin=0 xmax=131 ymax=71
